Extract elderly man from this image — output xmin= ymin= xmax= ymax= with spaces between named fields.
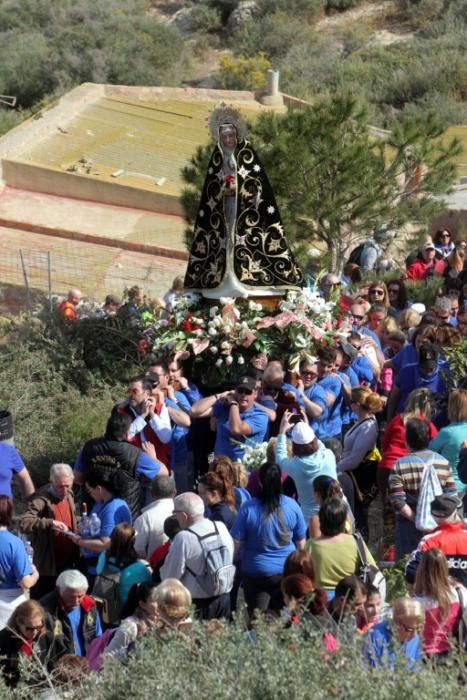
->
xmin=57 ymin=289 xmax=82 ymax=321
xmin=160 ymin=492 xmax=234 ymax=620
xmin=41 ymin=570 xmax=102 ymax=657
xmin=20 ymin=463 xmax=79 ymax=600
xmin=191 ymin=375 xmax=269 ymax=461
xmin=406 ymin=238 xmax=445 ymax=281
xmin=134 ymin=475 xmax=176 ymax=560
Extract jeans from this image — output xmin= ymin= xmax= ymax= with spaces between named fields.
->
xmin=395 ymin=514 xmax=423 ymax=562
xmin=192 ymin=593 xmax=231 ymax=621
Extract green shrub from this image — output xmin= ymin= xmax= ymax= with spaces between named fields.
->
xmin=190 ymin=5 xmax=223 ymax=33
xmin=230 ymin=11 xmax=317 ymax=60
xmin=216 ymin=52 xmax=272 ymax=90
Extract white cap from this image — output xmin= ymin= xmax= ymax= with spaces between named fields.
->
xmin=291 ymin=422 xmax=315 ymax=445
xmin=411 ymin=302 xmax=426 ymax=315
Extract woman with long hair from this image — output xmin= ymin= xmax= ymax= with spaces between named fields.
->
xmin=0 ymin=600 xmax=65 ymax=687
xmin=230 ymin=462 xmax=307 ymax=618
xmin=336 ymin=387 xmax=382 ymax=537
xmin=306 ymin=499 xmax=379 ymax=601
xmin=387 ymin=279 xmax=410 ymax=319
xmin=413 ymin=548 xmax=463 ymax=657
xmin=433 ymin=228 xmax=455 ymax=257
xmin=95 ymin=522 xmax=151 ymax=615
xmin=209 ymin=455 xmax=250 ymax=510
xmin=198 ymin=472 xmax=236 ymax=530
xmin=367 ymin=281 xmax=390 ymax=309
xmin=312 ymin=476 xmax=355 ymax=537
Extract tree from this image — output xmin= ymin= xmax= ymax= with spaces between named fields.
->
xmin=181 ymin=96 xmax=462 ymax=272
xmin=249 ymin=96 xmax=462 ymax=271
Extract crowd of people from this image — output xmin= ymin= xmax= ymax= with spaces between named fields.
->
xmin=2 ymin=230 xmax=467 ymax=689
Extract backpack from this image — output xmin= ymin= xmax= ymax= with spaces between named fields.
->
xmin=91 ymin=558 xmax=126 ymax=625
xmin=415 ymin=456 xmax=442 ymax=533
xmin=186 ymin=521 xmax=235 ymax=597
xmin=86 ymin=627 xmax=116 ymax=671
xmin=354 ymin=532 xmax=386 ymax=603
xmin=347 ymin=243 xmax=365 ymax=266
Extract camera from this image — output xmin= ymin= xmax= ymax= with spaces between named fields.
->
xmin=289 ymin=413 xmax=303 ymax=426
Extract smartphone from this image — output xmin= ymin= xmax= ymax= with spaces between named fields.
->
xmin=289 ymin=413 xmax=303 ymax=426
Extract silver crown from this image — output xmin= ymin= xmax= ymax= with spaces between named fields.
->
xmin=208 ymin=103 xmax=248 ymax=141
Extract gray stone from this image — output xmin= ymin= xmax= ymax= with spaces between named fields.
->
xmin=227 ymin=1 xmax=260 ymax=31
xmin=167 ymin=5 xmax=197 ymax=36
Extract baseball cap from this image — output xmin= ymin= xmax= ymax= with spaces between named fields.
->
xmin=423 ymin=238 xmax=435 ymax=250
xmin=291 ymin=422 xmax=316 ymax=445
xmin=431 ymin=494 xmax=461 ymax=518
xmin=236 ymin=376 xmax=256 ymax=392
xmin=418 ymin=341 xmax=438 ymax=372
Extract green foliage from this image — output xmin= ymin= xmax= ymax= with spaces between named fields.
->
xmin=0 ymin=312 xmax=146 ymax=485
xmin=216 ymin=52 xmax=272 ymax=90
xmin=61 ymin=616 xmax=464 ymax=699
xmin=383 ymin=558 xmax=409 ymax=602
xmin=249 ymin=97 xmax=460 ymax=270
xmin=190 ymin=5 xmax=223 ymax=33
xmin=325 ymin=0 xmax=363 ymax=11
xmin=0 ymin=0 xmax=184 ymax=109
xmin=442 ymin=336 xmax=467 ymax=389
xmin=258 ymin=0 xmax=325 ymax=19
xmin=0 ymin=108 xmax=23 ymax=138
xmin=229 ymin=12 xmax=317 ymax=61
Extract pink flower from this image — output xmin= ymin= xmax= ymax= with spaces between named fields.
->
xmin=240 ymin=329 xmax=256 ymax=348
xmin=256 ymin=316 xmax=276 ymax=329
xmin=189 ymin=338 xmax=210 ymax=355
xmin=274 ymin=311 xmax=298 ymax=330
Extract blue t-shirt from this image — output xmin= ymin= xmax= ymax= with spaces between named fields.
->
xmin=205 ymin=501 xmax=236 ymax=531
xmin=82 ymin=498 xmax=132 ymax=573
xmin=212 ymin=402 xmax=269 ymax=460
xmin=351 ymin=356 xmax=373 ymax=385
xmin=0 ymin=444 xmax=26 ymax=499
xmin=316 ymin=376 xmax=343 ymax=438
xmin=230 ymin=495 xmax=307 ymax=576
xmin=339 ymin=368 xmax=359 ymax=426
xmin=366 ymin=620 xmax=422 ymax=669
xmin=166 ymin=391 xmax=191 ymax=466
xmin=66 ymin=605 xmax=103 ymax=656
xmin=304 ymin=384 xmax=328 ymax=434
xmin=392 ymin=344 xmax=417 ymax=374
xmin=0 ymin=531 xmax=33 ymax=590
xmin=396 ymin=362 xmax=449 ymax=414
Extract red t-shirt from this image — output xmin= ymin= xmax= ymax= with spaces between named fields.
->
xmin=52 ymin=500 xmax=77 ymax=565
xmin=379 ymin=415 xmax=438 ymax=470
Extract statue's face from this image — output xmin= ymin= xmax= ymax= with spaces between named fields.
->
xmin=220 ymin=128 xmax=236 ymax=150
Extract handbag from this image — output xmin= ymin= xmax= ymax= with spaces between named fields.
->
xmin=354 ymin=532 xmax=386 ymax=602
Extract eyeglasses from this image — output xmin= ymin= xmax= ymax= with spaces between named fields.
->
xmin=301 ymin=371 xmax=317 ymax=377
xmin=394 ymin=620 xmax=416 ymax=633
xmin=370 ymin=289 xmax=384 ymax=295
xmin=21 ymin=623 xmax=44 ymax=633
xmin=351 ymin=314 xmax=364 ymax=321
xmin=237 ymin=388 xmax=253 ymax=395
xmin=441 ymin=233 xmax=451 ymax=238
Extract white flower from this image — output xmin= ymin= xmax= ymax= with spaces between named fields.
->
xmin=215 ymin=358 xmax=223 ymax=368
xmin=237 ymin=355 xmax=245 ymax=365
xmin=210 ymin=346 xmax=218 ymax=354
xmin=221 ymin=341 xmax=231 ymax=350
xmin=209 ymin=306 xmax=219 ymax=317
xmin=208 ymin=327 xmax=217 ymax=336
xmin=225 ymin=355 xmax=233 ymax=366
xmin=220 ymin=297 xmax=235 ymax=306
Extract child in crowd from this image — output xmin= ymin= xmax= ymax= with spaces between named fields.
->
xmin=357 ymin=584 xmax=381 ymax=632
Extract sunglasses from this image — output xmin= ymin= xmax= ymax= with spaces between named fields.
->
xmin=237 ymin=388 xmax=253 ymax=395
xmin=301 ymin=371 xmax=317 ymax=377
xmin=351 ymin=314 xmax=365 ymax=321
xmin=441 ymin=233 xmax=451 ymax=238
xmin=370 ymin=289 xmax=384 ymax=295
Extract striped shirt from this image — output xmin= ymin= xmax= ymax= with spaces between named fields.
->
xmin=388 ymin=449 xmax=456 ymax=511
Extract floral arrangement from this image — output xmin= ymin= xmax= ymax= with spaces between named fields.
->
xmin=238 ymin=440 xmax=269 ymax=472
xmin=142 ymin=289 xmax=340 ymax=386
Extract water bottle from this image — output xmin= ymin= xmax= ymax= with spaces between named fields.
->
xmin=89 ymin=512 xmax=101 ymax=537
xmin=79 ymin=503 xmax=90 ymax=537
xmin=25 ymin=540 xmax=34 ymax=565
